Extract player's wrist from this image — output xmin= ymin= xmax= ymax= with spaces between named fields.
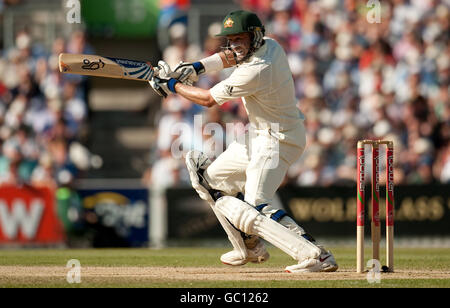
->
xmin=192 ymin=62 xmax=205 ymax=75
xmin=167 ymin=78 xmax=179 ymax=93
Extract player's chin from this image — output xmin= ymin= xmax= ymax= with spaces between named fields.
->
xmin=234 ymin=51 xmax=248 ymax=62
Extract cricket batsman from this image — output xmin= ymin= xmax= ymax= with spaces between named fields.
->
xmin=149 ymin=10 xmax=338 ymax=273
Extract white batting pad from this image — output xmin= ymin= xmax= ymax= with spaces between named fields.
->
xmin=209 ymin=202 xmax=248 ymax=260
xmin=215 ymin=196 xmax=321 ymax=262
xmin=186 ymin=150 xmax=247 ymax=259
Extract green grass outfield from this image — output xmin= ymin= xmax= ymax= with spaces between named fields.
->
xmin=0 ymin=246 xmax=449 ymax=288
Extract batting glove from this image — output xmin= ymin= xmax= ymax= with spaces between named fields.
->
xmin=149 ymin=76 xmax=179 ymax=98
xmin=174 ymin=61 xmax=205 ymax=86
xmin=149 ymin=61 xmax=180 ymax=97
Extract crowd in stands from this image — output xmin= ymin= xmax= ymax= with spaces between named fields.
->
xmin=1 ymin=1 xmax=448 ymax=191
xmin=0 ymin=30 xmax=93 ymax=188
xmin=146 ymin=0 xmax=450 ymax=189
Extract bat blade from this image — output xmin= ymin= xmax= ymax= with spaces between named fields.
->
xmin=59 ymin=53 xmax=158 ymax=81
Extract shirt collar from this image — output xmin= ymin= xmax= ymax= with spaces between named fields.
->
xmin=237 ymin=40 xmax=267 ymax=66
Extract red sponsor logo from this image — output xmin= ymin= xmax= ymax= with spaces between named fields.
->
xmin=386 ymin=210 xmax=394 ymax=225
xmin=387 ymin=155 xmax=394 ymax=192
xmin=373 ymin=148 xmax=380 ymax=191
xmin=357 ymin=211 xmax=365 ymax=226
xmin=373 ymin=211 xmax=380 ymax=223
xmin=358 ymin=151 xmax=365 ymax=192
xmin=0 ymin=185 xmax=65 ymax=244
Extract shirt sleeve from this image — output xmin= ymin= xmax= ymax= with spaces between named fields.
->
xmin=210 ymin=67 xmax=260 ymax=105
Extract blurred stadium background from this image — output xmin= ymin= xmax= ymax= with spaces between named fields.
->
xmin=0 ymin=0 xmax=449 ymax=249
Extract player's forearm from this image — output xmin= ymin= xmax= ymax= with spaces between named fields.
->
xmin=198 ymin=50 xmax=236 ymax=73
xmin=174 ymin=83 xmax=216 ymax=108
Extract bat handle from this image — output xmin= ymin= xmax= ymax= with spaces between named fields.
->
xmin=153 ymin=67 xmax=160 ymax=78
xmin=152 ymin=67 xmax=182 ymax=79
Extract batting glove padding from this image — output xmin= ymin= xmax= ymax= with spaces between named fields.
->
xmin=149 ymin=60 xmax=180 ymax=97
xmin=174 ymin=61 xmax=205 ymax=86
xmin=149 ymin=77 xmax=178 ymax=98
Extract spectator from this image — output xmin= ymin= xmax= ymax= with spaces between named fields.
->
xmin=163 ymin=22 xmax=201 ymax=69
xmin=0 ymin=29 xmax=93 ymax=189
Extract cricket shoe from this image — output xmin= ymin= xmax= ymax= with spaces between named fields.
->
xmin=285 ymin=248 xmax=338 ymax=273
xmin=221 ymin=239 xmax=270 ymax=266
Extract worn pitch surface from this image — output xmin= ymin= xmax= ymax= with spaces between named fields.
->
xmin=0 ymin=247 xmax=449 ymax=287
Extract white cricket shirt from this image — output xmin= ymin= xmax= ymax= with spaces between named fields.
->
xmin=210 ymin=37 xmax=304 ymax=131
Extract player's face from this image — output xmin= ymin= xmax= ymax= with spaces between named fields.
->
xmin=226 ymin=32 xmax=252 ymax=62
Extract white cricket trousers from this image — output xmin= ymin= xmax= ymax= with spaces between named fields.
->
xmin=204 ymin=120 xmax=306 ymax=206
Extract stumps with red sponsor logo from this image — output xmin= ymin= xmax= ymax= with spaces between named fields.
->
xmin=356 ymin=140 xmax=394 ymax=273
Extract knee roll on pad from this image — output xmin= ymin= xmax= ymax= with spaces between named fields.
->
xmin=185 ymin=150 xmax=216 ymax=203
xmin=215 ymin=196 xmax=321 ymax=261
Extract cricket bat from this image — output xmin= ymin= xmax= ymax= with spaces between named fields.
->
xmin=58 ymin=53 xmax=160 ymax=81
